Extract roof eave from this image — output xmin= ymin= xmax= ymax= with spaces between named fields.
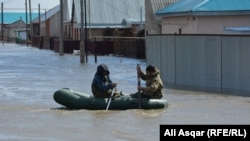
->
xmin=156 ymin=10 xmax=250 ymax=17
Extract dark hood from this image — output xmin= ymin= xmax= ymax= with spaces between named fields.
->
xmin=96 ymin=64 xmax=110 ymax=76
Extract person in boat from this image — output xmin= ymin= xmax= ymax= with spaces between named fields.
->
xmin=91 ymin=64 xmax=121 ymax=98
xmin=131 ymin=65 xmax=163 ymax=99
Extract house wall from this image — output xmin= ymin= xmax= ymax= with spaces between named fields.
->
xmin=161 ymin=15 xmax=250 ymax=34
xmin=197 ymin=15 xmax=250 ymax=34
xmin=73 ymin=26 xmax=80 ymax=40
xmin=5 ymin=20 xmax=26 ymax=41
xmin=89 ymin=29 xmax=107 ymax=41
xmin=65 ymin=22 xmax=79 ymax=40
xmin=64 ymin=23 xmax=72 ymax=39
xmin=33 ymin=10 xmax=60 ymax=48
xmin=48 ymin=11 xmax=61 ymax=37
xmin=40 ymin=22 xmax=46 ymax=36
xmin=162 ymin=16 xmax=197 ymax=34
xmin=32 ymin=24 xmax=39 ymax=35
xmin=6 ymin=27 xmax=18 ymax=41
xmin=46 ymin=20 xmax=50 ymax=36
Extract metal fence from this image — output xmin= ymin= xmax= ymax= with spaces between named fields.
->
xmin=146 ymin=34 xmax=250 ymax=96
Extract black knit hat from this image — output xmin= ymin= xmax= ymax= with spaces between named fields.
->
xmin=146 ymin=65 xmax=156 ymax=72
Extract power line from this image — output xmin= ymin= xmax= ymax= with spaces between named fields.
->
xmin=0 ymin=8 xmax=47 ymax=10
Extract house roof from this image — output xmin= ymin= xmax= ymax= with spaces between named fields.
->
xmin=73 ymin=0 xmax=145 ymax=28
xmin=7 ymin=19 xmax=25 ymax=26
xmin=32 ymin=5 xmax=60 ymax=23
xmin=150 ymin=0 xmax=179 ymax=13
xmin=0 ymin=0 xmax=59 ymax=12
xmin=0 ymin=0 xmax=59 ymax=24
xmin=156 ymin=0 xmax=250 ymax=16
xmin=0 ymin=12 xmax=38 ymax=24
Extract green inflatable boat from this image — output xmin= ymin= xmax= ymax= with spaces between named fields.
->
xmin=53 ymin=88 xmax=168 ymax=110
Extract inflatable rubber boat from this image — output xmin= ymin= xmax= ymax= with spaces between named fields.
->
xmin=53 ymin=88 xmax=168 ymax=110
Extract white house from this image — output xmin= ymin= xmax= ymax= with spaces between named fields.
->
xmin=156 ymin=0 xmax=250 ymax=35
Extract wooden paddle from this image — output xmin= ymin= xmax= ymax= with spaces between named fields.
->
xmin=106 ymin=88 xmax=115 ymax=111
xmin=137 ymin=64 xmax=142 ymax=109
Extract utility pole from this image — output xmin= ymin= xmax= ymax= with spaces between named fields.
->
xmin=38 ymin=4 xmax=40 ymax=35
xmin=29 ymin=0 xmax=32 ymax=46
xmin=80 ymin=0 xmax=85 ymax=63
xmin=25 ymin=0 xmax=28 ymax=46
xmin=38 ymin=3 xmax=41 ymax=48
xmin=140 ymin=6 xmax=143 ymax=31
xmin=84 ymin=0 xmax=88 ymax=63
xmin=45 ymin=9 xmax=47 ymax=36
xmin=1 ymin=2 xmax=3 ymax=43
xmin=59 ymin=0 xmax=64 ymax=55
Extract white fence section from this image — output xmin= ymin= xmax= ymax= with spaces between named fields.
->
xmin=146 ymin=35 xmax=250 ymax=96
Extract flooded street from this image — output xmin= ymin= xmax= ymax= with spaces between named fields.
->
xmin=0 ymin=43 xmax=250 ymax=141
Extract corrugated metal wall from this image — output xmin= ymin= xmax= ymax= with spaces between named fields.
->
xmin=222 ymin=36 xmax=250 ymax=94
xmin=146 ymin=35 xmax=250 ymax=96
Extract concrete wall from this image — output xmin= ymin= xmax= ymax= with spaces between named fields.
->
xmin=146 ymin=35 xmax=250 ymax=96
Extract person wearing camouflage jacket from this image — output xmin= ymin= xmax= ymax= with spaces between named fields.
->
xmin=132 ymin=65 xmax=163 ymax=99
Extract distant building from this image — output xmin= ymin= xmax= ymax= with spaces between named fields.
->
xmin=0 ymin=13 xmax=37 ymax=42
xmin=63 ymin=0 xmax=145 ymax=40
xmin=31 ymin=5 xmax=60 ymax=37
xmin=5 ymin=19 xmax=26 ymax=42
xmin=0 ymin=0 xmax=59 ymax=42
xmin=156 ymin=0 xmax=250 ymax=35
xmin=15 ymin=28 xmax=30 ymax=44
xmin=30 ymin=4 xmax=60 ymax=49
xmin=0 ymin=12 xmax=37 ymax=24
